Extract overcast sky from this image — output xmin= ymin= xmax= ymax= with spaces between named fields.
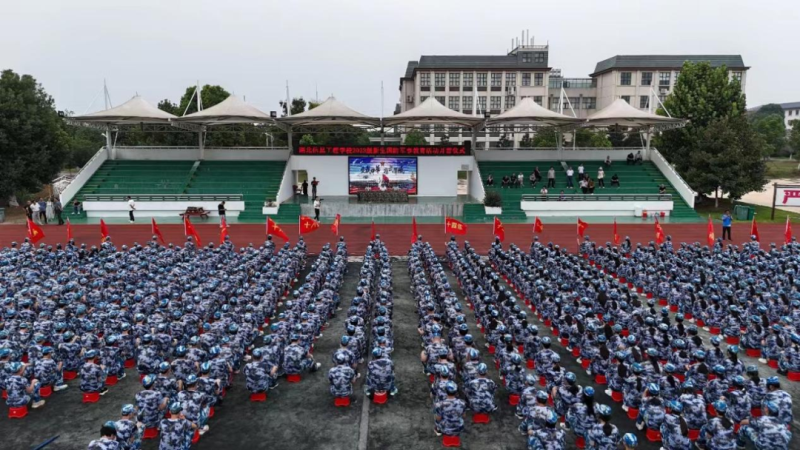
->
xmin=3 ymin=0 xmax=798 ymax=116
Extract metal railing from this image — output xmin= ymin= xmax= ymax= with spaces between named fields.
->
xmin=522 ymin=193 xmax=672 ymax=202
xmin=83 ymin=194 xmax=243 ymax=202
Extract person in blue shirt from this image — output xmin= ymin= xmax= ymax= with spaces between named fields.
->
xmin=721 ymin=211 xmax=732 ymax=241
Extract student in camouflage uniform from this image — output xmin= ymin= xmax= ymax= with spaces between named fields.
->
xmin=176 ymin=375 xmax=210 ymax=436
xmin=585 ymin=404 xmax=620 ymax=450
xmin=159 ymin=402 xmax=197 ymax=450
xmin=328 ymin=352 xmax=356 ymax=398
xmin=659 ymin=401 xmax=693 ymax=450
xmin=244 ymin=349 xmax=272 ymax=394
xmin=34 ymin=346 xmax=68 ymax=391
xmin=135 ymin=375 xmax=167 ymax=429
xmin=737 ymin=401 xmax=793 ymax=450
xmin=80 ymin=350 xmax=108 ymax=395
xmin=282 ymin=334 xmax=321 ymax=375
xmin=433 ymin=381 xmax=465 ymax=437
xmin=115 ymin=404 xmax=143 ymax=450
xmin=763 ymin=376 xmax=793 ymax=427
xmin=526 ymin=410 xmax=565 ymax=450
xmin=87 ymin=421 xmax=122 ymax=450
xmin=4 ymin=361 xmax=45 ymax=409
xmin=465 ymin=363 xmax=497 ymax=413
xmin=696 ymin=400 xmax=737 ymax=450
xmin=366 ymin=347 xmax=397 ymax=397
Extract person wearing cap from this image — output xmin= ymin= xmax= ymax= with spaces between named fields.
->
xmin=566 ymin=386 xmax=596 ymax=441
xmin=176 ymin=375 xmax=210 ymax=436
xmin=433 ymin=381 xmax=465 ymax=437
xmin=159 ymin=402 xmax=198 ymax=450
xmin=659 ymin=400 xmax=692 ymax=450
xmin=586 ymin=404 xmax=620 ymax=449
xmin=365 ymin=347 xmax=396 ymax=398
xmin=553 ymin=371 xmax=581 ymax=421
xmin=677 ymin=381 xmax=708 ymax=431
xmin=283 ymin=333 xmax=321 ymax=376
xmin=526 ymin=409 xmax=565 ymax=450
xmin=465 ymin=362 xmax=497 ymax=414
xmin=34 ymin=346 xmax=68 ymax=392
xmin=620 ymin=432 xmax=637 ymax=450
xmin=723 ymin=375 xmax=751 ymax=425
xmin=115 ymin=404 xmax=143 ymax=450
xmin=328 ymin=352 xmax=357 ymax=398
xmin=80 ymin=350 xmax=108 ymax=396
xmin=763 ymin=376 xmax=793 ymax=427
xmin=4 ymin=361 xmax=45 ymax=409
xmin=635 ymin=383 xmax=666 ymax=431
xmin=135 ymin=375 xmax=167 ymax=429
xmin=245 ymin=348 xmax=275 ymax=396
xmin=737 ymin=401 xmax=793 ymax=450
xmin=519 ymin=390 xmax=552 ymax=436
xmin=697 ymin=400 xmax=737 ymax=450
xmin=777 ymin=332 xmax=800 ymax=375
xmin=87 ymin=421 xmax=121 ymax=450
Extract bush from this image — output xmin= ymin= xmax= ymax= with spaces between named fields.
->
xmin=483 ymin=190 xmax=502 ymax=207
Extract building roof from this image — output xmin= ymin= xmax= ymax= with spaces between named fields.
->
xmin=586 ymin=98 xmax=686 ymax=129
xmin=71 ymin=95 xmax=177 ymax=125
xmin=277 ymin=96 xmax=379 ymax=127
xmin=383 ymin=97 xmax=483 ymax=127
xmin=172 ymin=95 xmax=273 ymax=125
xmin=779 ymin=101 xmax=800 ymax=110
xmin=403 ymin=54 xmax=549 ymax=75
xmin=403 ymin=61 xmax=419 ymax=79
xmin=487 ymin=97 xmax=582 ymax=127
xmin=591 ymin=55 xmax=747 ymax=76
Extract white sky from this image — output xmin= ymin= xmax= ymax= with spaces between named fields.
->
xmin=2 ymin=0 xmax=798 ymax=116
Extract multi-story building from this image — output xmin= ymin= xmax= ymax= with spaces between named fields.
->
xmin=399 ymin=43 xmax=748 ymax=147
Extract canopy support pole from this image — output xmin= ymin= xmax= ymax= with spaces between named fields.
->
xmin=288 ymin=128 xmax=294 ymax=153
xmin=199 ymin=127 xmax=205 ymax=161
xmin=105 ymin=124 xmax=114 ymax=160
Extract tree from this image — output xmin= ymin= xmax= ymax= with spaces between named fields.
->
xmin=299 ymin=134 xmax=316 ymax=145
xmin=531 ymin=129 xmax=558 ymax=147
xmin=575 ymin=129 xmax=611 ymax=147
xmin=520 ymin=133 xmax=532 ymax=148
xmin=403 ymin=129 xmax=428 ymax=145
xmin=751 ymin=113 xmax=786 ymax=156
xmin=0 ymin=70 xmax=69 ymax=202
xmin=789 ymin=120 xmax=800 ymax=159
xmin=179 ymin=85 xmax=230 ymax=116
xmin=308 ymin=101 xmax=321 ymax=110
xmin=61 ymin=112 xmax=104 ymax=168
xmin=685 ymin=115 xmax=767 ymax=206
xmin=655 ymin=61 xmax=766 ymax=204
xmin=751 ymin=103 xmax=784 ymax=118
xmin=497 ymin=134 xmax=512 ymax=148
xmin=279 ymin=97 xmax=307 ymax=117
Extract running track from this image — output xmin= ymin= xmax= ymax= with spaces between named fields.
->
xmin=2 ymin=222 xmax=789 ymax=254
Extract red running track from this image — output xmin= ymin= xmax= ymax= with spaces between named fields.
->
xmin=1 ymin=222 xmax=789 ymax=255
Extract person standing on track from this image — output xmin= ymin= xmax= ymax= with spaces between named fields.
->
xmin=721 ymin=211 xmax=732 ymax=241
xmin=127 ymin=196 xmax=136 ymax=223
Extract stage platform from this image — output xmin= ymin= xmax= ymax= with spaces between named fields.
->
xmin=292 ymin=196 xmax=468 ymax=218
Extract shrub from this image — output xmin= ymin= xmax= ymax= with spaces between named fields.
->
xmin=483 ymin=190 xmax=502 ymax=208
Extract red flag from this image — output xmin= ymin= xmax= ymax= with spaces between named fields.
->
xmin=445 ymin=216 xmax=468 ymax=235
xmin=750 ymin=217 xmax=760 ymax=242
xmin=66 ymin=218 xmax=73 ymax=241
xmin=299 ymin=215 xmax=320 ymax=235
xmin=27 ymin=218 xmax=45 ymax=244
xmin=100 ymin=219 xmax=110 ymax=242
xmin=371 ymin=220 xmax=376 ymax=240
xmin=184 ymin=216 xmax=202 ymax=247
xmin=266 ymin=217 xmax=289 ymax=242
xmin=219 ymin=217 xmax=229 ymax=245
xmin=493 ymin=217 xmax=505 ymax=242
xmin=613 ymin=218 xmax=620 ymax=245
xmin=533 ymin=217 xmax=544 ymax=234
xmin=577 ymin=218 xmax=588 ymax=238
xmin=151 ymin=218 xmax=165 ymax=245
xmin=331 ymin=214 xmax=341 ymax=235
xmin=655 ymin=217 xmax=666 ymax=244
xmin=411 ymin=216 xmax=418 ymax=243
xmin=707 ymin=215 xmax=715 ymax=246
xmin=786 ymin=217 xmax=793 ymax=244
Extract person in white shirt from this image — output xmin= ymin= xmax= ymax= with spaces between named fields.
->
xmin=313 ymin=198 xmax=321 ymax=221
xmin=566 ymin=167 xmax=575 ymax=188
xmin=127 ymin=196 xmax=136 ymax=223
xmin=577 ymin=164 xmax=585 ymax=180
xmin=597 ymin=167 xmax=605 ymax=188
xmin=30 ymin=201 xmax=41 ymax=225
xmin=517 ymin=173 xmax=524 ymax=188
xmin=579 ymin=178 xmax=589 ymax=194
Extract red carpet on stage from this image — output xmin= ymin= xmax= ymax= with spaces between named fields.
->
xmin=0 ymin=222 xmax=787 ymax=254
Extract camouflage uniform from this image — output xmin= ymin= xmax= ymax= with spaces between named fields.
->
xmin=366 ymin=357 xmax=395 ymax=394
xmin=135 ymin=390 xmax=164 ymax=428
xmin=282 ymin=343 xmax=312 ymax=374
xmin=737 ymin=415 xmax=792 ymax=450
xmin=87 ymin=438 xmax=122 ymax=450
xmin=158 ymin=417 xmax=193 ymax=450
xmin=659 ymin=413 xmax=692 ymax=450
xmin=585 ymin=423 xmax=620 ymax=450
xmin=244 ymin=360 xmax=270 ymax=393
xmin=697 ymin=418 xmax=737 ymax=450
xmin=465 ymin=376 xmax=497 ymax=413
xmin=527 ymin=427 xmax=566 ymax=450
xmin=328 ymin=364 xmax=356 ymax=397
xmin=5 ymin=374 xmax=39 ymax=407
xmin=763 ymin=389 xmax=793 ymax=426
xmin=115 ymin=418 xmax=143 ymax=450
xmin=80 ymin=362 xmax=106 ymax=392
xmin=434 ymin=397 xmax=466 ymax=436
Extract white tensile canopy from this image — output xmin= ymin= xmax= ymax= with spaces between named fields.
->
xmin=277 ymin=96 xmax=380 ymax=127
xmin=586 ymin=99 xmax=686 ymax=129
xmin=172 ymin=95 xmax=273 ymax=125
xmin=486 ymin=97 xmax=583 ymax=127
xmin=70 ymin=95 xmax=176 ymax=124
xmin=383 ymin=97 xmax=484 ymax=128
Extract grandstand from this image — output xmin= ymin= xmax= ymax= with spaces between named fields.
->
xmin=464 ymin=160 xmax=699 ymax=223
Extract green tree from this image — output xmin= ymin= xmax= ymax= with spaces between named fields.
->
xmin=403 ymin=129 xmax=428 ymax=145
xmin=497 ymin=134 xmax=512 ymax=148
xmin=279 ymin=97 xmax=307 ymax=117
xmin=0 ymin=70 xmax=69 ymax=202
xmin=61 ymin=112 xmax=105 ymax=168
xmin=655 ymin=61 xmax=765 ymax=204
xmin=299 ymin=134 xmax=316 ymax=145
xmin=531 ymin=129 xmax=559 ymax=147
xmin=685 ymin=115 xmax=767 ymax=206
xmin=179 ymin=85 xmax=230 ymax=116
xmin=519 ymin=133 xmax=532 ymax=148
xmin=308 ymin=101 xmax=321 ymax=110
xmin=752 ymin=103 xmax=784 ymax=118
xmin=751 ymin=113 xmax=786 ymax=156
xmin=575 ymin=129 xmax=611 ymax=147
xmin=789 ymin=120 xmax=800 ymax=159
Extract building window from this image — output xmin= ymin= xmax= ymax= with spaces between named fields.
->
xmin=477 ymin=73 xmax=487 ymax=87
xmin=534 ymin=96 xmax=543 ymax=106
xmin=434 ymin=73 xmax=445 ymax=87
xmin=534 ymin=73 xmax=544 ymax=86
xmin=522 ymin=73 xmax=531 ymax=86
xmin=463 ymin=73 xmax=473 ymax=87
xmin=621 ymin=95 xmax=631 ymax=104
xmin=449 ymin=73 xmax=460 ymax=87
xmin=641 ymin=72 xmax=653 ymax=86
xmin=477 ymin=96 xmax=487 ymax=112
xmin=448 ymin=96 xmax=460 ymax=110
xmin=420 ymin=73 xmax=431 ymax=87
xmin=620 ymin=72 xmax=632 ymax=86
xmin=435 ymin=96 xmax=445 ymax=105
xmin=658 ymin=94 xmax=666 ymax=103
xmin=639 ymin=95 xmax=650 ymax=109
xmin=490 ymin=96 xmax=502 ymax=111
xmin=522 ymin=53 xmax=532 ymax=63
xmin=505 ymin=96 xmax=516 ymax=109
xmin=533 ymin=52 xmax=545 ymax=63
xmin=582 ymin=97 xmax=596 ymax=110
xmin=420 ymin=96 xmax=429 ymax=103
xmin=505 ymin=73 xmax=516 ymax=87
xmin=731 ymin=71 xmax=742 ymax=83
xmin=659 ymin=72 xmax=671 ymax=86
xmin=674 ymin=71 xmax=680 ymax=82
xmin=491 ymin=73 xmax=502 ymax=87
xmin=462 ymin=96 xmax=473 ymax=112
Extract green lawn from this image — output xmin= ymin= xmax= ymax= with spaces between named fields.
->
xmin=695 ymin=198 xmax=800 ymax=223
xmin=765 ymin=159 xmax=800 ymax=179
